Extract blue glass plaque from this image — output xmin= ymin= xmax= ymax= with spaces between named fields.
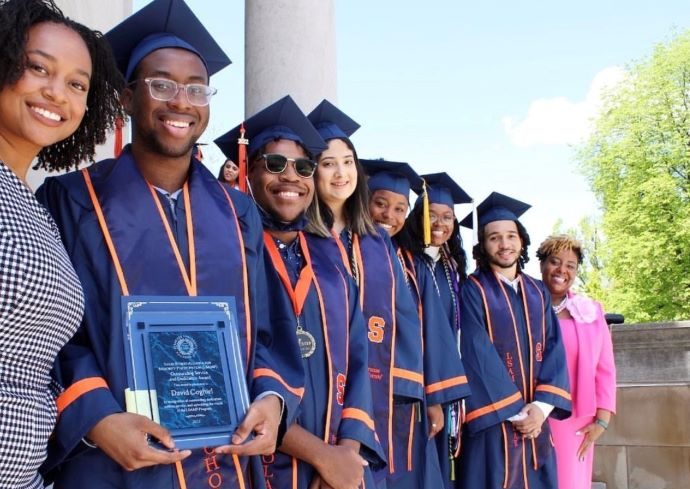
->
xmin=121 ymin=297 xmax=249 ymax=449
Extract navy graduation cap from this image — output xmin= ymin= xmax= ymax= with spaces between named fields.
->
xmin=105 ymin=0 xmax=231 ymax=81
xmin=420 ymin=172 xmax=472 ymax=207
xmin=459 ymin=191 xmax=531 ymax=229
xmin=214 ymin=95 xmax=327 ymax=162
xmin=307 ymin=99 xmax=360 ymax=141
xmin=360 ymin=159 xmax=423 ymax=197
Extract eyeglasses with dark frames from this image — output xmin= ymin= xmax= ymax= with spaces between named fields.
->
xmin=261 ymin=153 xmax=317 ymax=178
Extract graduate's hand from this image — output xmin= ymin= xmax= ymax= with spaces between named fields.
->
xmin=511 ymin=403 xmax=545 ymax=438
xmin=308 ymin=475 xmax=335 ymax=489
xmin=86 ymin=412 xmax=191 ymax=471
xmin=313 ymin=441 xmax=367 ymax=489
xmin=427 ymin=404 xmax=444 ymax=438
xmin=214 ymin=394 xmax=282 ymax=456
xmin=575 ymin=421 xmax=605 ymax=460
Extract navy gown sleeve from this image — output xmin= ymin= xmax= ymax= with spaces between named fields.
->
xmin=532 ymin=282 xmax=571 ymax=419
xmin=338 ymin=277 xmax=386 ymax=467
xmin=382 ymin=234 xmax=423 ymax=402
xmin=459 ymin=279 xmax=524 ymax=435
xmin=36 ymin=176 xmax=125 ymax=467
xmin=232 ymin=194 xmax=305 ymax=429
xmin=413 ymin=259 xmax=471 ymax=406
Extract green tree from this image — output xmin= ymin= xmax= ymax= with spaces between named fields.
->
xmin=579 ymin=30 xmax=690 ymax=322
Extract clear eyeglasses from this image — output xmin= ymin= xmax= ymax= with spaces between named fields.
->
xmin=138 ymin=77 xmax=217 ymax=107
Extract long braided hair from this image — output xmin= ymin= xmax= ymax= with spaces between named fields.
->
xmin=397 ymin=199 xmax=468 ymax=284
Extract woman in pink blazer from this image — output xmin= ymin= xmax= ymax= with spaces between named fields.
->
xmin=537 ymin=235 xmax=617 ymax=489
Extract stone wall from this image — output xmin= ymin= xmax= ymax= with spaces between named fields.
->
xmin=593 ymin=321 xmax=690 ymax=489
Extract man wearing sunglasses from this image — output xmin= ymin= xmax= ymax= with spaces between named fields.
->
xmin=215 ymin=95 xmax=384 ymax=489
xmin=36 ymin=1 xmax=304 ymax=489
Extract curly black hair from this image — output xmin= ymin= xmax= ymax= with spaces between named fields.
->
xmin=0 ymin=0 xmax=125 ymax=171
xmin=472 ymin=220 xmax=531 ymax=272
xmin=397 ymin=199 xmax=468 ymax=283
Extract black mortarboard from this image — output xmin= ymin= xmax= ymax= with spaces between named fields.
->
xmin=307 ymin=99 xmax=360 ymax=141
xmin=360 ymin=159 xmax=423 ymax=197
xmin=214 ymin=95 xmax=327 ymax=162
xmin=459 ymin=191 xmax=531 ymax=229
xmin=105 ymin=0 xmax=231 ymax=81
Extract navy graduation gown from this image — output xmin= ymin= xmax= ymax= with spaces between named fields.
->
xmin=335 ymin=229 xmax=424 ymax=486
xmin=395 ymin=252 xmax=471 ymax=489
xmin=407 ymin=253 xmax=470 ymax=407
xmin=36 ymin=148 xmax=304 ymax=489
xmin=457 ymin=269 xmax=571 ymax=489
xmin=262 ymin=232 xmax=384 ymax=489
xmin=422 ymin=256 xmax=463 ymax=488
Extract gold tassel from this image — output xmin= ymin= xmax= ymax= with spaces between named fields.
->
xmin=422 ymin=179 xmax=431 ymax=246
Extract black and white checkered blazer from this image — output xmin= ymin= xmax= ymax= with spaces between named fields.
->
xmin=0 ymin=161 xmax=84 ymax=489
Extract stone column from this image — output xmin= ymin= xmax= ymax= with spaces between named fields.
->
xmin=245 ymin=0 xmax=337 ymax=116
xmin=55 ymin=0 xmax=132 ymax=33
xmin=26 ymin=0 xmax=132 ymax=189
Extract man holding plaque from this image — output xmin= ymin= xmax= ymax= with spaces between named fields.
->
xmin=215 ymin=96 xmax=385 ymax=489
xmin=37 ymin=1 xmax=304 ymax=488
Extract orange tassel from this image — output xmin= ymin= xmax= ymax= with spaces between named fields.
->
xmin=114 ymin=117 xmax=124 ymax=157
xmin=237 ymin=123 xmax=249 ymax=193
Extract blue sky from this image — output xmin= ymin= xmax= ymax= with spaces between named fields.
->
xmin=136 ymin=0 xmax=690 ymax=272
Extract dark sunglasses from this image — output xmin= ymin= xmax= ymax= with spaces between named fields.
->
xmin=261 ymin=154 xmax=317 ymax=178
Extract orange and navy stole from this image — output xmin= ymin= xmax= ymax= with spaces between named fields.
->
xmin=82 ymin=151 xmax=252 ymax=489
xmin=262 ymin=232 xmax=351 ymax=488
xmin=392 ymin=245 xmax=423 ymax=474
xmin=334 ymin=231 xmax=397 ymax=478
xmin=467 ymin=270 xmax=553 ymax=486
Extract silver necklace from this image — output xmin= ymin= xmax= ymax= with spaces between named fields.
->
xmin=553 ymin=296 xmax=569 ymax=314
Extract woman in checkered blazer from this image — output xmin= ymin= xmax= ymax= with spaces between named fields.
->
xmin=0 ymin=1 xmax=124 ymax=487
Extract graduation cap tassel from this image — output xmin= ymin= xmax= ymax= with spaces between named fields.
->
xmin=237 ymin=123 xmax=249 ymax=193
xmin=422 ymin=179 xmax=431 ymax=247
xmin=113 ymin=117 xmax=124 ymax=158
xmin=471 ymin=199 xmax=479 ymax=246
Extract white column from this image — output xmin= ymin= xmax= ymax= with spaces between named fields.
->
xmin=26 ymin=0 xmax=131 ymax=189
xmin=54 ymin=0 xmax=132 ymax=32
xmin=245 ymin=0 xmax=337 ymax=116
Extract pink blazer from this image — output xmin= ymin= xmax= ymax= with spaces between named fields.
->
xmin=565 ymin=292 xmax=617 ymax=418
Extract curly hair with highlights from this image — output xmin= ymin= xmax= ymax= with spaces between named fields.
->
xmin=0 ymin=0 xmax=125 ymax=171
xmin=536 ymin=234 xmax=584 ymax=265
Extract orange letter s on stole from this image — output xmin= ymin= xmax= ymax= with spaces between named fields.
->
xmin=367 ymin=316 xmax=385 ymax=343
